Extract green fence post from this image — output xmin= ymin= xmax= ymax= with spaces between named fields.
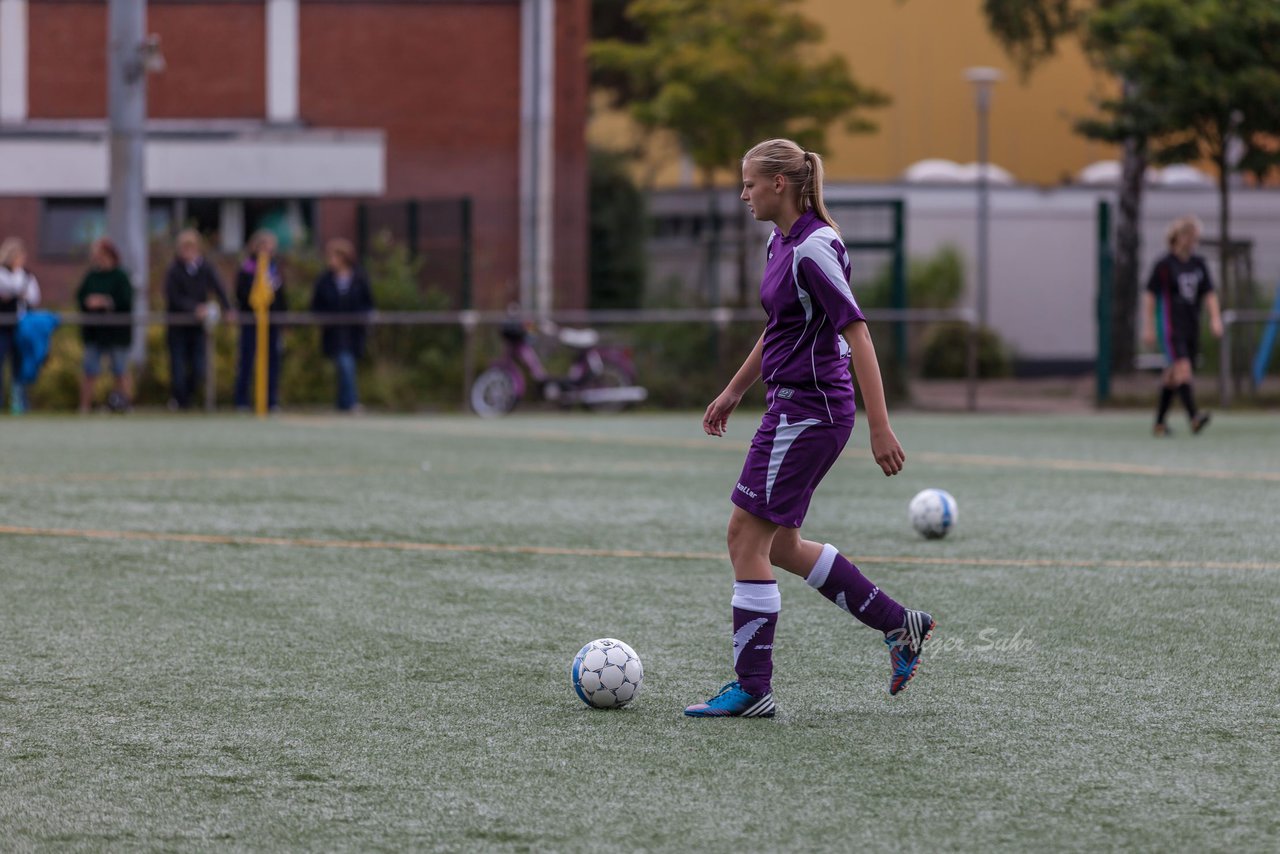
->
xmin=891 ymin=200 xmax=907 ymax=377
xmin=1096 ymin=199 xmax=1113 ymax=404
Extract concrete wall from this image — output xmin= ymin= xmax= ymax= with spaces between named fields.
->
xmin=648 ymin=183 xmax=1280 ymax=366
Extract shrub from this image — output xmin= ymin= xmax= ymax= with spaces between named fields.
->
xmin=858 ymin=245 xmax=965 ymax=310
xmin=589 ymin=148 xmax=647 ymax=310
xmin=921 ymin=323 xmax=1011 ymax=379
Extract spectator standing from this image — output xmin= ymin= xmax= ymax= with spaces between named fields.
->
xmin=76 ymin=238 xmax=134 ymax=414
xmin=0 ymin=237 xmax=42 ymax=413
xmin=311 ymin=239 xmax=374 ymax=412
xmin=164 ymin=229 xmax=230 ymax=410
xmin=233 ymin=230 xmax=287 ymax=411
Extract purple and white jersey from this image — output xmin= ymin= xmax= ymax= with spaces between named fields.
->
xmin=759 ymin=210 xmax=864 ymax=425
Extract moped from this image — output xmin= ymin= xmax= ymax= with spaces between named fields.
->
xmin=469 ymin=321 xmax=647 ymax=417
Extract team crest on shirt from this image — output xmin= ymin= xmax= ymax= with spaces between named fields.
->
xmin=776 ymin=387 xmax=795 ymax=399
xmin=1177 ymin=270 xmax=1202 ymax=302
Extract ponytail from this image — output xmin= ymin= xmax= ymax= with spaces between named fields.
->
xmin=802 ymin=150 xmax=837 ymax=235
xmin=743 ymin=138 xmax=840 ymax=236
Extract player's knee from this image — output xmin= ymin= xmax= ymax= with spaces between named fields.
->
xmin=727 ymin=511 xmax=769 ymax=559
xmin=726 ymin=515 xmax=745 ymax=553
xmin=769 ymin=530 xmax=799 ymax=565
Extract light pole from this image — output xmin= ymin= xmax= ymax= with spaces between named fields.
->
xmin=108 ymin=0 xmax=163 ymax=368
xmin=964 ymin=66 xmax=1001 ymax=332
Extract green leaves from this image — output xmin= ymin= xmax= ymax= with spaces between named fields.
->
xmin=590 ymin=0 xmax=887 ymax=179
xmin=1083 ymin=0 xmax=1280 ymax=176
xmin=982 ymin=0 xmax=1083 ymax=76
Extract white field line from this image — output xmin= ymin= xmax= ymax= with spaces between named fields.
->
xmin=0 ymin=465 xmax=396 ymax=485
xmin=282 ymin=417 xmax=1280 ymax=483
xmin=2 ymin=524 xmax=1278 ymax=573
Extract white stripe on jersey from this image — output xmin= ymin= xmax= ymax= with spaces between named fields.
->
xmin=810 ymin=315 xmax=833 ymax=422
xmin=793 ymin=226 xmax=859 ymax=311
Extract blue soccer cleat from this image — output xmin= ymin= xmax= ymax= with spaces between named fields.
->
xmin=683 ymin=680 xmax=775 ymax=718
xmin=886 ymin=609 xmax=936 ymax=696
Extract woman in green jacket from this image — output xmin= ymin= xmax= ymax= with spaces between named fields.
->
xmin=76 ymin=238 xmax=134 ymax=413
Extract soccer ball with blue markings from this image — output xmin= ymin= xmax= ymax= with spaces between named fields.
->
xmin=908 ymin=488 xmax=958 ymax=539
xmin=571 ymin=638 xmax=643 ymax=709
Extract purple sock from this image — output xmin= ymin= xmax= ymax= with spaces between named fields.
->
xmin=805 ymin=544 xmax=904 ymax=633
xmin=731 ymin=580 xmax=779 ymax=697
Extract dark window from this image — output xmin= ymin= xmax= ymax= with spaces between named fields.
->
xmin=39 ymin=198 xmax=172 ymax=260
xmin=177 ymin=198 xmax=223 ymax=239
xmin=243 ymin=199 xmax=314 ymax=252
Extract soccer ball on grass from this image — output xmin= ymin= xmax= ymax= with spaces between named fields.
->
xmin=908 ymin=488 xmax=958 ymax=539
xmin=571 ymin=638 xmax=643 ymax=709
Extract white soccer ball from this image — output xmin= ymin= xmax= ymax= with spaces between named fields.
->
xmin=571 ymin=638 xmax=644 ymax=709
xmin=908 ymin=488 xmax=958 ymax=539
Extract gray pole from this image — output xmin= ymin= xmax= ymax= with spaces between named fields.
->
xmin=975 ymin=88 xmax=989 ymax=330
xmin=965 ymin=67 xmax=1000 ymax=333
xmin=107 ymin=0 xmax=149 ymax=367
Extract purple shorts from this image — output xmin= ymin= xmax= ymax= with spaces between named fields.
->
xmin=731 ymin=412 xmax=852 ymax=528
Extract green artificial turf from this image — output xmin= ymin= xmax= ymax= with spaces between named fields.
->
xmin=1 ymin=412 xmax=1278 ymax=851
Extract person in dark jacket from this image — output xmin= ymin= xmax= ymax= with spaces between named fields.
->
xmin=76 ymin=238 xmax=134 ymax=414
xmin=311 ymin=238 xmax=375 ymax=412
xmin=164 ymin=229 xmax=230 ymax=410
xmin=233 ymin=230 xmax=286 ymax=411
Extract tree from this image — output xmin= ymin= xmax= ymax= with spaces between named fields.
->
xmin=982 ymin=0 xmax=1152 ymax=377
xmin=590 ymin=0 xmax=887 ymax=186
xmin=984 ymin=1 xmax=1280 ymax=376
xmin=983 ymin=0 xmax=1082 ymax=71
xmin=590 ymin=0 xmax=651 ymax=105
xmin=591 ymin=0 xmax=887 ymax=305
xmin=1082 ymin=0 xmax=1280 ymax=309
xmin=589 ymin=148 xmax=648 ymax=310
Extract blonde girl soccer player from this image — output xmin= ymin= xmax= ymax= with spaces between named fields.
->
xmin=1142 ymin=215 xmax=1222 ymax=437
xmin=684 ymin=139 xmax=935 ymax=718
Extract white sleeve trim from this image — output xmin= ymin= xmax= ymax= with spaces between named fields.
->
xmin=795 ymin=227 xmax=859 ymax=311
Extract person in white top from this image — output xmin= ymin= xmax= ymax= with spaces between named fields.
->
xmin=0 ymin=237 xmax=42 ymax=413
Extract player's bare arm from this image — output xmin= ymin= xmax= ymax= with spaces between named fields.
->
xmin=844 ymin=321 xmax=905 ymax=477
xmin=1141 ymin=291 xmax=1157 ymax=348
xmin=1205 ymin=291 xmax=1223 ymax=338
xmin=703 ymin=332 xmax=764 ymax=437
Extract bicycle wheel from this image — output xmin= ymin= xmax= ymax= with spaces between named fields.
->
xmin=582 ymin=361 xmax=635 ymax=413
xmin=471 ymin=367 xmax=519 ymax=417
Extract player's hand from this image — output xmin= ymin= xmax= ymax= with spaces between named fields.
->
xmin=1211 ymin=316 xmax=1224 ymax=339
xmin=1141 ymin=327 xmax=1155 ymax=349
xmin=702 ymin=389 xmax=742 ymax=437
xmin=869 ymin=425 xmax=905 ymax=476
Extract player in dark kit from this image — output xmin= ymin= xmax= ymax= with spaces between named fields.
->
xmin=1142 ymin=216 xmax=1222 ymax=437
xmin=683 ymin=139 xmax=935 ymax=719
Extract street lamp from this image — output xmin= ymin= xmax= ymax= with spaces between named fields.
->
xmin=964 ymin=66 xmax=1001 ymax=332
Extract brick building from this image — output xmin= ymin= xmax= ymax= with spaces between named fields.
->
xmin=0 ymin=0 xmax=588 ymax=309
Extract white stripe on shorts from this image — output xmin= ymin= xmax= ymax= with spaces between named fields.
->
xmin=765 ymin=414 xmax=821 ymax=505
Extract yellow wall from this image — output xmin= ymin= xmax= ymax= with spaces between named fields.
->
xmin=589 ymin=0 xmax=1122 ymax=187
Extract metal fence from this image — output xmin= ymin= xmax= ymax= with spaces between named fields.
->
xmin=2 ymin=307 xmax=982 ymax=412
xmin=356 ymin=198 xmax=473 ymax=309
xmin=1218 ymin=309 xmax=1280 ymax=406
